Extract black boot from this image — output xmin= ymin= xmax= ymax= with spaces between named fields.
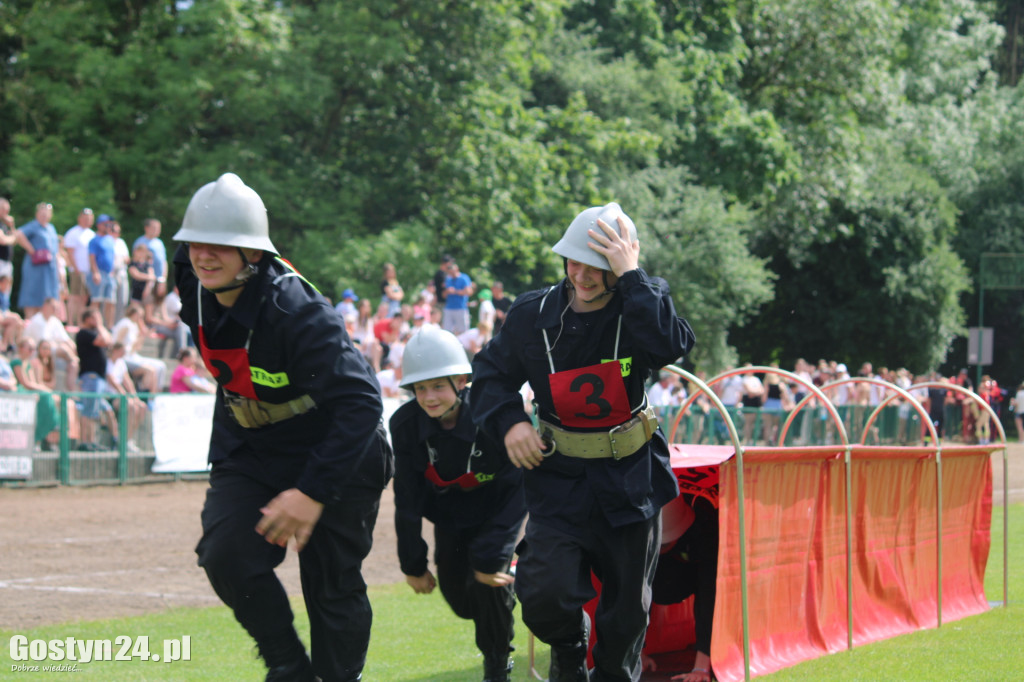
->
xmin=548 ymin=645 xmax=589 ymax=682
xmin=257 ymin=629 xmax=316 ymax=682
xmin=547 ymin=612 xmax=590 ymax=682
xmin=482 ymin=654 xmax=514 ymax=682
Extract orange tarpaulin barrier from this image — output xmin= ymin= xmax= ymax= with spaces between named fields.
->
xmin=644 ymin=444 xmax=993 ymax=681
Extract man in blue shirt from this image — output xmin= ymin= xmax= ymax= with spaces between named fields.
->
xmin=442 ymin=261 xmax=473 ymax=335
xmin=88 ymin=216 xmax=117 ymax=327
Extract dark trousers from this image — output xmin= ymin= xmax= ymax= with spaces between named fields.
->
xmin=196 ymin=464 xmax=382 ymax=682
xmin=515 ymin=511 xmax=660 ymax=682
xmin=434 ymin=523 xmax=516 ymax=660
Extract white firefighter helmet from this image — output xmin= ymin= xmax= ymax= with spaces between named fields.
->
xmin=552 ymin=202 xmax=636 ymax=271
xmin=174 ymin=173 xmax=278 ymax=254
xmin=400 ymin=327 xmax=473 ymax=389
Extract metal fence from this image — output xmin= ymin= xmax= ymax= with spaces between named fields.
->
xmin=659 ymin=401 xmax=998 ymax=447
xmin=2 ymin=391 xmax=207 ymax=487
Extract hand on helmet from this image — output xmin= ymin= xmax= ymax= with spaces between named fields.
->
xmin=588 ymin=216 xmax=639 ymax=277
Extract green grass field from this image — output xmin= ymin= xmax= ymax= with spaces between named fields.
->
xmin=2 ymin=505 xmax=1021 ymax=681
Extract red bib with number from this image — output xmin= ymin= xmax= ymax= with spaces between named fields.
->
xmin=198 ymin=325 xmax=258 ymax=399
xmin=548 ymin=360 xmax=632 ymax=428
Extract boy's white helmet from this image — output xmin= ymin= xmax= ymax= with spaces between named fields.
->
xmin=400 ymin=327 xmax=472 ymax=389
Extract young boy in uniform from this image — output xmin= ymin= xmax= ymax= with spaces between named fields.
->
xmin=391 ymin=326 xmax=526 ymax=681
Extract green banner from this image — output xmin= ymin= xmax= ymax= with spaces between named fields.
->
xmin=980 ymin=253 xmax=1024 ymax=290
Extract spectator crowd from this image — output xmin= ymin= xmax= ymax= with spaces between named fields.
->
xmin=659 ymin=359 xmax=1017 ymax=447
xmin=0 ymin=198 xmax=206 ymax=452
xmin=334 ymin=255 xmax=511 ymax=398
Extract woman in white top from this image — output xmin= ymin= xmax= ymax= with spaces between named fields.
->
xmin=111 ymin=303 xmax=166 ymax=393
xmin=105 ymin=341 xmax=146 ymax=451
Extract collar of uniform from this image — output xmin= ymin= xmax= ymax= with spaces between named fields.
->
xmin=534 ymin=280 xmax=571 ymax=330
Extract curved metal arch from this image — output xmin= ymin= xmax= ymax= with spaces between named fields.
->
xmin=660 ymin=365 xmax=751 ymax=679
xmin=671 ymin=365 xmax=850 ymax=448
xmin=818 ymin=377 xmax=938 ymax=446
xmin=904 ymin=381 xmax=1008 ymax=445
xmin=907 ymin=380 xmax=1010 ymax=615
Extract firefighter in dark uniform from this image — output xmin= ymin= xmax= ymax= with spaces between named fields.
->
xmin=173 ymin=173 xmax=394 ymax=682
xmin=470 ymin=203 xmax=696 ymax=682
xmin=391 ymin=327 xmax=526 ymax=682
xmin=644 ymin=473 xmax=720 ymax=682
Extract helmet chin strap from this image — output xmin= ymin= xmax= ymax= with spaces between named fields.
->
xmin=437 ymin=377 xmax=463 ymax=423
xmin=204 ymin=248 xmax=258 ymax=294
xmin=563 ymin=271 xmax=615 ymax=304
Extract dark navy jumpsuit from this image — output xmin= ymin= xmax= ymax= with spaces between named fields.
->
xmin=391 ymin=387 xmax=526 ymax=665
xmin=470 ymin=268 xmax=695 ymax=682
xmin=175 ymin=248 xmax=394 ymax=682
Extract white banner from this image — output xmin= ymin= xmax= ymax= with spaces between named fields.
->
xmin=0 ymin=393 xmax=39 ymax=480
xmin=150 ymin=394 xmax=215 ymax=473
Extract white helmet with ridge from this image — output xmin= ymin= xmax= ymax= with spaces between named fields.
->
xmin=552 ymin=201 xmax=636 ymax=271
xmin=174 ymin=172 xmax=278 ymax=254
xmin=400 ymin=327 xmax=472 ymax=389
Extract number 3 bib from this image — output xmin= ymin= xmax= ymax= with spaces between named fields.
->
xmin=539 ymin=285 xmax=634 ymax=428
xmin=548 ymin=360 xmax=632 ymax=428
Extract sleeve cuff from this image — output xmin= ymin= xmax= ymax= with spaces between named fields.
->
xmin=495 ymin=408 xmax=532 ymax=442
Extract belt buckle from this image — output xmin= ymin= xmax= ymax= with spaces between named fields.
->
xmin=539 ymin=426 xmax=556 ymax=458
xmin=608 ymin=421 xmax=626 ymax=460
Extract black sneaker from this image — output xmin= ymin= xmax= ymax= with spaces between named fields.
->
xmin=265 ymin=658 xmax=316 ymax=682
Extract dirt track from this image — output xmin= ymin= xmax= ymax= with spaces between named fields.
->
xmin=1 ymin=445 xmax=1021 ymax=631
xmin=0 ymin=479 xmax=405 ymax=631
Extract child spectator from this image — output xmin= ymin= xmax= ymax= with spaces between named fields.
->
xmin=11 ymin=337 xmax=60 ymax=450
xmin=105 ymin=342 xmax=147 ymax=451
xmin=128 ymin=242 xmax=156 ymax=305
xmin=169 ymin=347 xmax=214 ymax=394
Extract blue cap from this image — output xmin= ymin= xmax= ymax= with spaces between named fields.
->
xmin=341 ymin=288 xmax=359 ymax=301
xmin=97 ymin=214 xmax=113 ymax=224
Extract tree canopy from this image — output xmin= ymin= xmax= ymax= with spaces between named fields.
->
xmin=3 ymin=0 xmax=1024 ymax=383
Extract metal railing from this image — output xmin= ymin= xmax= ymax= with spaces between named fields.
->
xmin=2 ymin=390 xmax=206 ymax=487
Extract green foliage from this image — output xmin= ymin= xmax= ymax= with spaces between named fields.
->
xmin=737 ymin=157 xmax=967 ymax=371
xmin=613 ymin=165 xmax=774 ymax=372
